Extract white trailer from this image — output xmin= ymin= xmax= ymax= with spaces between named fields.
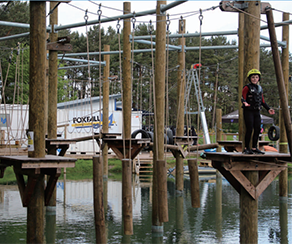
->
xmin=57 ymin=94 xmax=142 ymax=154
xmin=0 ymin=94 xmax=142 ymax=155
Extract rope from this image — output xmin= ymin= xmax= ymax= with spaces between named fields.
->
xmin=165 ymin=14 xmax=170 ymax=161
xmin=149 ymin=20 xmax=158 ymax=161
xmin=149 ymin=20 xmax=154 ymax=131
xmin=196 ymin=9 xmax=203 ymax=159
xmin=84 ymin=9 xmax=96 ymax=153
xmin=117 ymin=18 xmax=126 ymax=159
xmin=97 ymin=5 xmax=102 ymax=153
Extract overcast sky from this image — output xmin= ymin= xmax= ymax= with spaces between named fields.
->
xmin=53 ymin=1 xmax=292 ymax=52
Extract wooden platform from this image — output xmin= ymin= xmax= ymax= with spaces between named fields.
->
xmin=217 ymin=140 xmax=270 ymax=152
xmin=205 ymin=152 xmax=290 ymax=199
xmin=0 ymin=155 xmax=76 ymax=207
xmin=102 ymin=138 xmax=150 ymax=160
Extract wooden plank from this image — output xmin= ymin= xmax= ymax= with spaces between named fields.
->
xmin=45 ymin=168 xmax=61 ymax=206
xmin=212 ymin=161 xmax=241 ymax=194
xmin=0 ymin=155 xmax=77 ymax=164
xmin=23 ymin=174 xmax=39 ymax=207
xmin=229 ymin=170 xmax=256 ymax=199
xmin=14 ymin=169 xmax=26 ymax=204
xmin=22 ymin=162 xmax=75 ymax=169
xmin=188 ymin=143 xmax=219 ymax=151
xmin=223 ymin=161 xmax=287 ymax=171
xmin=256 ymin=170 xmax=282 ymax=198
xmin=47 ymin=43 xmax=72 ymax=51
xmin=220 ymin=1 xmax=271 ymax=13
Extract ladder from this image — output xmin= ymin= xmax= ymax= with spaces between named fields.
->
xmin=184 ymin=64 xmax=211 ymax=144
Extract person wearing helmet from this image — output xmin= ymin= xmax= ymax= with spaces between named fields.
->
xmin=241 ymin=69 xmax=275 ymax=154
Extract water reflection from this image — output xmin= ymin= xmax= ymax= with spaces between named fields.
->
xmin=0 ymin=175 xmax=291 ymax=243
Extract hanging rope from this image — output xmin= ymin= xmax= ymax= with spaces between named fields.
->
xmin=117 ymin=18 xmax=126 ymax=159
xmin=165 ymin=14 xmax=170 ymax=161
xmin=197 ymin=9 xmax=203 ymax=158
xmin=128 ymin=13 xmax=136 ymax=161
xmin=84 ymin=9 xmax=96 ymax=153
xmin=149 ymin=20 xmax=154 ymax=132
xmin=97 ymin=4 xmax=102 ymax=152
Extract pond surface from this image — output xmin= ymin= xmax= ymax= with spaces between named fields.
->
xmin=0 ymin=174 xmax=291 ymax=243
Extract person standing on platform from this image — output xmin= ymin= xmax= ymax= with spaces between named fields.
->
xmin=241 ymin=69 xmax=275 ymax=154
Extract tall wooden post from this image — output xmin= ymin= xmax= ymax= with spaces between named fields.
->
xmin=122 ymin=2 xmax=133 ymax=236
xmin=152 ymin=0 xmax=167 ymax=231
xmin=216 ymin=108 xmax=222 ymax=152
xmin=93 ymin=156 xmax=106 ymax=243
xmin=238 ymin=13 xmax=244 ymax=142
xmin=187 ymin=159 xmax=200 ymax=208
xmin=122 ymin=158 xmax=133 ymax=235
xmin=266 ymin=9 xmax=292 ymax=159
xmin=175 ymin=18 xmax=186 ymax=192
xmin=27 ymin=2 xmax=46 ymax=243
xmin=102 ymin=45 xmax=110 ymax=177
xmin=123 ymin=2 xmax=131 ymax=140
xmin=240 ymin=2 xmax=261 ymax=243
xmin=47 ymin=1 xmax=59 ymax=211
xmin=279 ymin=12 xmax=289 ymax=198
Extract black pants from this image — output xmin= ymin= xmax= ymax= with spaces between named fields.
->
xmin=243 ymin=109 xmax=261 ymax=149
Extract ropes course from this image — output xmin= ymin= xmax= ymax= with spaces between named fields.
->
xmin=0 ymin=0 xmax=290 ymax=156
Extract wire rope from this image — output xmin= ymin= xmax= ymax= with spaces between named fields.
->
xmin=97 ymin=5 xmax=103 ymax=154
xmin=196 ymin=9 xmax=203 ymax=159
xmin=84 ymin=9 xmax=96 ymax=154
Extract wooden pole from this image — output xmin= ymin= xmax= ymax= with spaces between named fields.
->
xmin=102 ymin=45 xmax=110 ymax=177
xmin=152 ymin=0 xmax=167 ymax=231
xmin=27 ymin=2 xmax=46 ymax=243
xmin=238 ymin=12 xmax=244 ymax=142
xmin=123 ymin=2 xmax=131 ymax=140
xmin=122 ymin=158 xmax=133 ymax=235
xmin=27 ymin=173 xmax=45 ymax=243
xmin=187 ymin=159 xmax=200 ymax=208
xmin=175 ymin=18 xmax=186 ymax=193
xmin=48 ymin=1 xmax=58 ymax=150
xmin=29 ymin=2 xmax=46 ymax=159
xmin=93 ymin=156 xmax=106 ymax=244
xmin=156 ymin=160 xmax=168 ymax=222
xmin=240 ymin=171 xmax=258 ymax=243
xmin=216 ymin=109 xmax=222 ymax=152
xmin=266 ymin=9 xmax=292 ymax=160
xmin=279 ymin=199 xmax=288 ymax=243
xmin=47 ymin=1 xmax=59 ymax=209
xmin=279 ymin=12 xmax=289 ymax=198
xmin=240 ymin=2 xmax=261 ymax=243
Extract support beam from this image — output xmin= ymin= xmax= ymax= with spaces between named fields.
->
xmin=266 ymin=9 xmax=292 ymax=161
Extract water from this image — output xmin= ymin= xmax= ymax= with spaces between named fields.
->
xmin=0 ymin=175 xmax=291 ymax=243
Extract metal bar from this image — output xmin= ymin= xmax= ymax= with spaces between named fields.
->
xmin=54 ymin=0 xmax=186 ymax=32
xmin=57 ymin=43 xmax=275 ymax=58
xmin=0 ymin=20 xmax=30 ymax=29
xmin=58 ymin=63 xmax=105 ymax=70
xmin=134 ymin=30 xmax=238 ymax=40
xmin=160 ymin=0 xmax=188 ymax=13
xmin=0 ymin=32 xmax=29 ymax=41
xmin=59 ymin=57 xmax=104 ymax=64
xmin=131 ymin=37 xmax=181 ymax=50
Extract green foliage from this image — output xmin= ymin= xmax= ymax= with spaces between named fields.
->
xmin=0 ymin=166 xmax=16 ymax=185
xmin=0 ymin=4 xmax=291 ymax=131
